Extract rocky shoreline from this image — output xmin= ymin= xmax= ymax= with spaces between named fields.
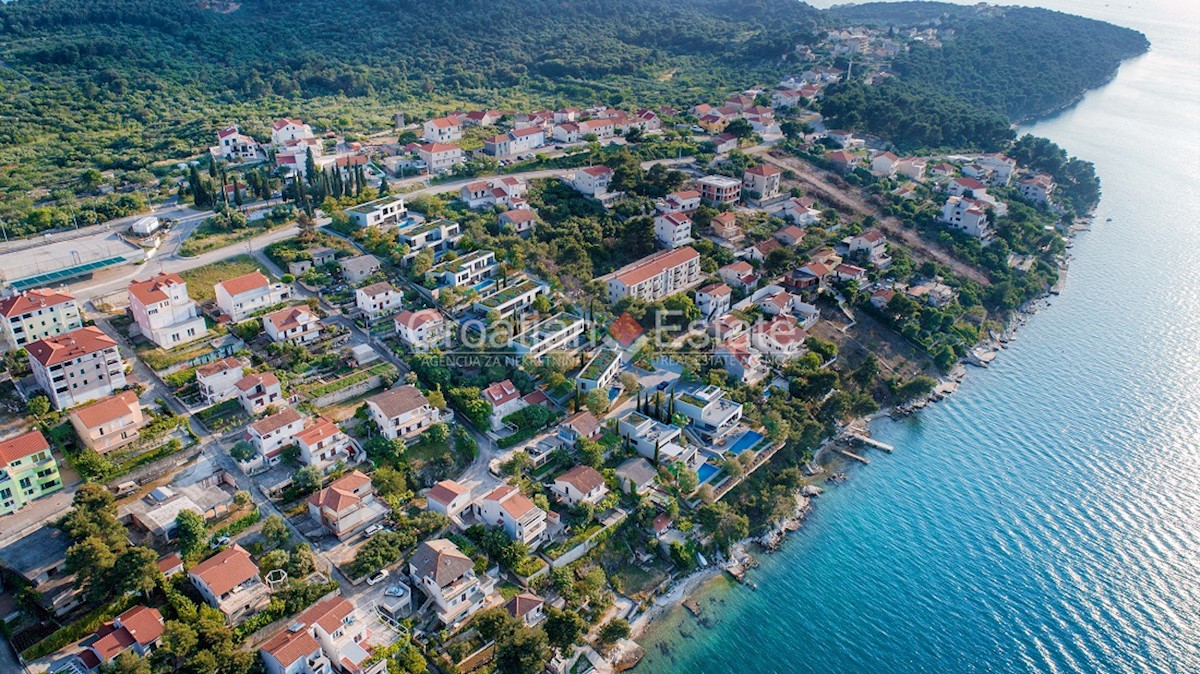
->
xmin=622 ymin=213 xmax=1094 ymax=668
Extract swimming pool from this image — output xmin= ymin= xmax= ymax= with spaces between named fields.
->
xmin=727 ymin=430 xmax=764 ymax=456
xmin=607 ymin=386 xmax=622 ymax=402
xmin=697 ymin=463 xmax=720 ymax=484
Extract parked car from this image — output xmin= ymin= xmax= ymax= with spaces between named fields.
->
xmin=210 ymin=535 xmax=231 ymax=549
xmin=365 ymin=524 xmax=385 ymax=536
xmin=367 ymin=569 xmax=389 ymax=586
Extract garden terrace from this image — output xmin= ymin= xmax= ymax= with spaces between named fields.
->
xmin=578 ymin=349 xmax=620 ymax=383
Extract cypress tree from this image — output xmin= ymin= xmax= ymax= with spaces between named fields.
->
xmin=233 ymin=176 xmax=243 ymax=207
xmin=305 ymin=148 xmax=317 ymax=186
xmin=379 ymin=175 xmax=390 ymax=196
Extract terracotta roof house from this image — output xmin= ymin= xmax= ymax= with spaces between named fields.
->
xmin=215 ymin=271 xmax=291 ymax=322
xmin=550 ymin=413 xmax=596 ymax=451
xmin=426 ymin=479 xmax=471 ymax=517
xmin=552 ymin=465 xmax=608 ymax=506
xmin=188 ymin=545 xmax=269 ymax=624
xmin=505 ymin=593 xmax=545 ymax=626
xmin=473 ymin=485 xmax=547 ymax=547
xmin=26 ymin=326 xmax=126 ymax=410
xmin=58 ymin=605 xmax=164 ymax=671
xmin=68 ymin=390 xmax=144 ymax=454
xmin=307 ymin=471 xmax=386 ymax=540
xmin=263 ymin=305 xmax=321 ymax=345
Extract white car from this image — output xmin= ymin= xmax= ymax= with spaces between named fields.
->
xmin=365 ymin=524 xmax=385 ymax=536
xmin=367 ymin=569 xmax=389 ymax=586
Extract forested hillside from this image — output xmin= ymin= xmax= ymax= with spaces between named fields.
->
xmin=820 ymin=3 xmax=1148 ymax=152
xmin=0 ymin=0 xmax=1148 ymax=230
xmin=0 ymin=0 xmax=817 ymax=193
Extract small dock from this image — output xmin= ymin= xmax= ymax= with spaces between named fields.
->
xmin=846 ymin=432 xmax=894 ymax=453
xmin=838 ymin=449 xmax=870 ymax=464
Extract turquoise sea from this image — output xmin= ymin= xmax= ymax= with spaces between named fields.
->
xmin=637 ymin=0 xmax=1200 ymax=672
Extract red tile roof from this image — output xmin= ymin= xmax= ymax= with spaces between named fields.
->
xmin=0 ymin=429 xmax=50 ymax=466
xmin=197 ymin=356 xmax=243 ymax=379
xmin=482 ymin=379 xmax=520 ymax=406
xmin=745 ymin=164 xmax=780 ymax=177
xmin=26 ymin=326 xmax=116 ymax=366
xmin=235 ymin=371 xmax=279 ymax=392
xmin=216 ymin=271 xmax=270 ymax=298
xmin=607 ymin=312 xmax=644 ymax=348
xmin=189 ymin=545 xmax=259 ymax=597
xmin=249 ymin=407 xmax=303 ymax=436
xmin=295 ymin=416 xmax=340 ymax=447
xmin=395 ymin=308 xmax=443 ymax=330
xmin=0 ymin=287 xmax=76 ymax=318
xmin=610 ymin=247 xmax=699 ymax=288
xmin=70 ymin=390 xmax=139 ymax=430
xmin=483 ymin=484 xmax=536 ymax=519
xmin=428 ymin=479 xmax=468 ymax=506
xmin=128 ymin=272 xmax=188 ymax=306
xmin=556 ymin=465 xmax=605 ymax=494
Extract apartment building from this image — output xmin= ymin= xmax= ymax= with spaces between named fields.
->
xmin=603 ymin=246 xmax=702 ymax=304
xmin=0 ymin=430 xmax=62 ymax=516
xmin=127 ymin=273 xmax=208 ymax=349
xmin=27 ymin=326 xmax=126 ymax=410
xmin=0 ymin=288 xmax=82 ymax=351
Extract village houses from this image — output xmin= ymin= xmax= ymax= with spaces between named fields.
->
xmin=215 ymin=271 xmax=291 ymax=322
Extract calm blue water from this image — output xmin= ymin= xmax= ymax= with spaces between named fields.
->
xmin=638 ymin=1 xmax=1200 ymax=672
xmin=697 ymin=463 xmax=720 ymax=484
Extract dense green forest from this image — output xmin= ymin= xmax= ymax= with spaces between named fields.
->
xmin=0 ymin=0 xmax=817 ymax=195
xmin=819 ymin=4 xmax=1148 ymax=150
xmin=0 ymin=0 xmax=1147 ymax=232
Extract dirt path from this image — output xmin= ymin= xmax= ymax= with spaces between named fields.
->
xmin=751 ymin=148 xmax=992 ymax=286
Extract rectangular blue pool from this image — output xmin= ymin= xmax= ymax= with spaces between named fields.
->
xmin=697 ymin=463 xmax=720 ymax=484
xmin=727 ymin=430 xmax=764 ymax=456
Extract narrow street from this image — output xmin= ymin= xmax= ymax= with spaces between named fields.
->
xmin=748 ymin=147 xmax=992 ymax=286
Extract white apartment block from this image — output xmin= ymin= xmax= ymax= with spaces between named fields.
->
xmin=473 ymin=485 xmax=547 ymax=547
xmin=422 ymin=116 xmax=463 ymax=143
xmin=27 ymin=327 xmax=126 ymax=410
xmin=128 ymin=273 xmax=208 ymax=349
xmin=654 ymin=211 xmax=694 ymax=249
xmin=603 ymin=246 xmax=702 ymax=304
xmin=508 ymin=312 xmax=586 ymax=363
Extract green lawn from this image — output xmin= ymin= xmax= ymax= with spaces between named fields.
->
xmin=179 ymin=255 xmax=271 ymax=302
